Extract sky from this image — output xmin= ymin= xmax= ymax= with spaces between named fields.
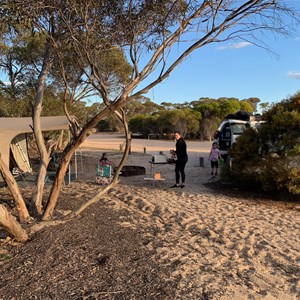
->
xmin=140 ymin=22 xmax=300 ymax=111
xmin=1 ymin=4 xmax=299 ymax=113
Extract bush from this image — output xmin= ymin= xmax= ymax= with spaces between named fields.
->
xmin=227 ymin=93 xmax=300 ymax=197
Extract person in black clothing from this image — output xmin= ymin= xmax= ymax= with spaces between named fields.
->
xmin=170 ymin=131 xmax=188 ymax=188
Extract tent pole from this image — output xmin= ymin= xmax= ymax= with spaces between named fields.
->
xmin=75 ymin=150 xmax=78 ymax=180
xmin=68 ymin=161 xmax=71 ymax=184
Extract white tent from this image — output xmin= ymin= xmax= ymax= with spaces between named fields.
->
xmin=0 ymin=116 xmax=70 ymax=173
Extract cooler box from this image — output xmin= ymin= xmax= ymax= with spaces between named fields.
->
xmin=151 ymin=154 xmax=168 ymax=163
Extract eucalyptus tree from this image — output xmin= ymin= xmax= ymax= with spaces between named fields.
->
xmin=1 ymin=0 xmax=299 ymax=240
xmin=0 ymin=1 xmax=126 ymax=226
xmin=98 ymin=96 xmax=164 ymax=132
xmin=1 ymin=0 xmax=134 ymax=221
xmin=243 ymin=97 xmax=261 ymax=112
xmin=129 ymin=114 xmax=159 ymax=137
xmin=44 ymin=0 xmax=298 ymax=221
xmin=0 ymin=28 xmax=36 ymax=99
xmin=240 ymin=99 xmax=258 ymax=113
xmin=160 ymin=101 xmax=192 ymax=110
xmin=194 ymin=99 xmax=221 ymax=140
xmin=156 ymin=108 xmax=200 ymax=137
xmin=20 ymin=0 xmax=300 ymax=217
xmin=194 ymin=97 xmax=258 ymax=140
xmin=0 ymin=4 xmax=57 ymax=220
xmin=125 ymin=96 xmax=164 ymax=119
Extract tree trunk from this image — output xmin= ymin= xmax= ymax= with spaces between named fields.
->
xmin=31 ymin=155 xmax=50 ymax=215
xmin=43 ymin=97 xmax=129 ymax=220
xmin=31 ymin=43 xmax=53 ymax=214
xmin=42 ymin=155 xmax=70 ymax=220
xmin=0 ymin=204 xmax=28 ymax=242
xmin=68 ymin=111 xmax=130 ymax=218
xmin=0 ymin=155 xmax=30 ymax=223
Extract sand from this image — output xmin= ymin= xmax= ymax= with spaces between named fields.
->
xmin=70 ymin=134 xmax=300 ymax=299
xmin=1 ymin=133 xmax=299 ymax=299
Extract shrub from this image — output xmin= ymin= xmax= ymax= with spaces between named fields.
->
xmin=227 ymin=92 xmax=300 ymax=197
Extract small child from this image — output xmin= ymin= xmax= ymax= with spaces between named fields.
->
xmin=99 ymin=152 xmax=110 ymax=165
xmin=208 ymin=142 xmax=222 ymax=176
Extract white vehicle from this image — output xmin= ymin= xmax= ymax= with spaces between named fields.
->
xmin=214 ymin=112 xmax=263 ymax=157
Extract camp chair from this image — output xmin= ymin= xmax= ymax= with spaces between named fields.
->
xmin=95 ymin=164 xmax=113 ymax=185
xmin=45 ymin=153 xmax=66 ymax=186
xmin=45 ymin=154 xmax=58 ymax=183
xmin=11 ymin=167 xmax=30 ymax=187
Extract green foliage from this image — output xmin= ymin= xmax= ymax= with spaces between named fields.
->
xmin=163 ymin=108 xmax=200 ymax=137
xmin=227 ymin=128 xmax=262 ymax=189
xmin=0 ymin=97 xmax=32 ymax=117
xmin=125 ymin=96 xmax=164 ymax=119
xmin=124 ymin=96 xmax=262 ymax=138
xmin=228 ymin=92 xmax=300 ymax=196
xmin=96 ymin=115 xmax=121 ymax=132
xmin=0 ymin=27 xmax=47 ymax=99
xmin=129 ymin=114 xmax=158 ymax=137
xmin=128 ymin=107 xmax=201 ymax=138
xmin=193 ymin=97 xmax=258 ymax=140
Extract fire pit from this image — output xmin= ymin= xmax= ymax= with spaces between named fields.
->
xmin=116 ymin=166 xmax=146 ymax=177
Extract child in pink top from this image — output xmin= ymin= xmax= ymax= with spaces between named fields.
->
xmin=208 ymin=142 xmax=222 ymax=176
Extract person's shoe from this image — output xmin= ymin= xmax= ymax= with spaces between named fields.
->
xmin=211 ymin=172 xmax=213 ymax=175
xmin=180 ymin=184 xmax=185 ymax=188
xmin=214 ymin=172 xmax=218 ymax=176
xmin=170 ymin=184 xmax=180 ymax=188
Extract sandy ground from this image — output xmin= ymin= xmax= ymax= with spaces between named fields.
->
xmin=76 ymin=134 xmax=300 ymax=299
xmin=1 ymin=133 xmax=300 ymax=299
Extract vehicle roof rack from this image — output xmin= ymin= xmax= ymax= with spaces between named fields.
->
xmin=224 ymin=111 xmax=250 ymax=121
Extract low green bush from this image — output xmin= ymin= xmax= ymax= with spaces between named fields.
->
xmin=227 ymin=93 xmax=300 ymax=197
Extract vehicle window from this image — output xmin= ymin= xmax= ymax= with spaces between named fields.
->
xmin=231 ymin=123 xmax=246 ymax=135
xmin=224 ymin=128 xmax=231 ymax=138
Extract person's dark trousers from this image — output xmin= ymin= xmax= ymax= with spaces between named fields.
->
xmin=175 ymin=158 xmax=188 ymax=184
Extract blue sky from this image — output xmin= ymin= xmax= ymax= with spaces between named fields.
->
xmin=1 ymin=5 xmax=299 ymax=114
xmin=141 ymin=25 xmax=300 ymax=111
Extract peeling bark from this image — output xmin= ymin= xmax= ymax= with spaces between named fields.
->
xmin=0 ymin=155 xmax=30 ymax=223
xmin=0 ymin=204 xmax=28 ymax=242
xmin=31 ymin=43 xmax=53 ymax=214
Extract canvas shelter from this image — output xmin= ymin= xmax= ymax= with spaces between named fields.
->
xmin=0 ymin=116 xmax=70 ymax=173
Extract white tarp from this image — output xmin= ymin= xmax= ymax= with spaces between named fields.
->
xmin=0 ymin=116 xmax=69 ymax=172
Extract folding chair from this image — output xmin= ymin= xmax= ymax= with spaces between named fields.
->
xmin=95 ymin=164 xmax=113 ymax=185
xmin=45 ymin=153 xmax=66 ymax=186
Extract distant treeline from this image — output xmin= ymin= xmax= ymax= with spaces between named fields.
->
xmin=0 ymin=85 xmax=266 ymax=141
xmin=0 ymin=38 xmax=265 ymax=141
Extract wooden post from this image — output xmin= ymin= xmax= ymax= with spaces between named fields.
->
xmin=199 ymin=157 xmax=204 ymax=167
xmin=129 ymin=133 xmax=132 ymax=155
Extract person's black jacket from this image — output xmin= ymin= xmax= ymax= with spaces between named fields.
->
xmin=175 ymin=137 xmax=188 ymax=161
